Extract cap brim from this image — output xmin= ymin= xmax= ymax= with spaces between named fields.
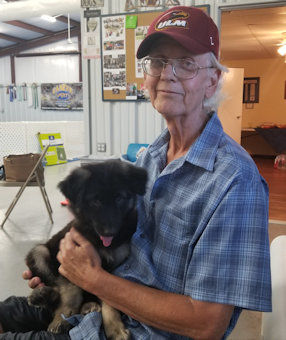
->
xmin=136 ymin=31 xmax=212 ymax=59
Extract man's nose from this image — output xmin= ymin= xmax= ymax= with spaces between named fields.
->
xmin=160 ymin=62 xmax=176 ymax=80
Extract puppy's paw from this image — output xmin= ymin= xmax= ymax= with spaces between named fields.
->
xmin=28 ymin=286 xmax=60 ymax=309
xmin=80 ymin=301 xmax=101 ymax=314
xmin=48 ymin=317 xmax=72 ymax=334
xmin=106 ymin=327 xmax=130 ymax=340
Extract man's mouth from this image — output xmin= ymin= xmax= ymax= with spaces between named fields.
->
xmin=100 ymin=235 xmax=114 ymax=247
xmin=157 ymin=89 xmax=182 ymax=95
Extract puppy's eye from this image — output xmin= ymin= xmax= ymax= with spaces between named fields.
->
xmin=115 ymin=192 xmax=131 ymax=204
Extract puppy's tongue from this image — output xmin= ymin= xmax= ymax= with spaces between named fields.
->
xmin=100 ymin=236 xmax=113 ymax=247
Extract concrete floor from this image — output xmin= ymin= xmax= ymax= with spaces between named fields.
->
xmin=0 ymin=161 xmax=285 ymax=339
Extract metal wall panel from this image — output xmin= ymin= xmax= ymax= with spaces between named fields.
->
xmin=0 ymin=56 xmax=11 ymax=84
xmin=0 ymin=38 xmax=83 ymax=122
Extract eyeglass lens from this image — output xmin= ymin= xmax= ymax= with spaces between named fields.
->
xmin=142 ymin=58 xmax=199 ymax=79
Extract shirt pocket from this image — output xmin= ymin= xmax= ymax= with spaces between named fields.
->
xmin=157 ymin=209 xmax=193 ymax=250
xmin=151 ymin=210 xmax=193 ymax=293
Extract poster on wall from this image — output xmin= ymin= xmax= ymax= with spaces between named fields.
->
xmin=38 ymin=133 xmax=67 ymax=166
xmin=41 ymin=83 xmax=83 ymax=110
xmin=102 ymin=15 xmax=126 ymax=92
xmin=83 ymin=10 xmax=101 ymax=59
xmin=81 ymin=0 xmax=104 ymax=7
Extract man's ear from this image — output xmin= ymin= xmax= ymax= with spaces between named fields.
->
xmin=205 ymin=69 xmax=221 ymax=99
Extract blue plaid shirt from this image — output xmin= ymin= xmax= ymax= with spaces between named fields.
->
xmin=68 ymin=113 xmax=271 ymax=339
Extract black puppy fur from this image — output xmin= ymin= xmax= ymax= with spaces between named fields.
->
xmin=25 ymin=159 xmax=147 ymax=339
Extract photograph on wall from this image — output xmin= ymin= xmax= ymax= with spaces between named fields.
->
xmin=102 ymin=15 xmax=125 ymax=40
xmin=102 ymin=15 xmax=127 ymax=91
xmin=126 ymin=82 xmax=137 ymax=100
xmin=135 ymin=26 xmax=148 ymax=77
xmin=82 ymin=10 xmax=101 ymax=59
xmin=103 ymin=54 xmax=126 ymax=69
xmin=137 ymin=83 xmax=148 ymax=100
xmin=41 ymin=83 xmax=83 ymax=110
xmin=243 ymin=77 xmax=260 ymax=103
xmin=103 ymin=70 xmax=126 ymax=88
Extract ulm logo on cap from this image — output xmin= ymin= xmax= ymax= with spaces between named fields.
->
xmin=155 ymin=10 xmax=189 ymax=30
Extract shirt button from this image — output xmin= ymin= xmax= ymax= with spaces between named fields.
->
xmin=140 ymin=233 xmax=145 ymax=238
xmin=124 ymin=264 xmax=130 ymax=270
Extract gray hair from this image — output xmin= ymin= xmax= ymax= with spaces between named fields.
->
xmin=203 ymin=52 xmax=229 ymax=114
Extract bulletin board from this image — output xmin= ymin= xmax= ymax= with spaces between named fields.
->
xmin=101 ymin=6 xmax=210 ymax=101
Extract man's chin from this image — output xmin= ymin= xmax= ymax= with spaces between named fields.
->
xmin=156 ymin=104 xmax=183 ymax=119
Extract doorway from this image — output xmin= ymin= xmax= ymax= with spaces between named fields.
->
xmin=219 ymin=2 xmax=286 ymax=222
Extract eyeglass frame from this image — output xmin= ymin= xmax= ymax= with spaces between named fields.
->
xmin=141 ymin=56 xmax=215 ymax=80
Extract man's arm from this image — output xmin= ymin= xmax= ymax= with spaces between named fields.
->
xmin=57 ymin=228 xmax=234 ymax=340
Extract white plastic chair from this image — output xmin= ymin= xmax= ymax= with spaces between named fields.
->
xmin=261 ymin=235 xmax=286 ymax=339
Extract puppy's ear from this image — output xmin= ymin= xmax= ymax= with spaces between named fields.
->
xmin=126 ymin=164 xmax=148 ymax=196
xmin=57 ymin=167 xmax=91 ymax=204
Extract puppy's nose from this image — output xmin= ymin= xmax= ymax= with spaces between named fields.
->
xmin=98 ymin=225 xmax=116 ymax=237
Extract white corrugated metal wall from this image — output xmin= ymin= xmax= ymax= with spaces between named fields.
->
xmin=0 ymin=38 xmax=83 ymax=122
xmin=0 ymin=36 xmax=85 ymax=160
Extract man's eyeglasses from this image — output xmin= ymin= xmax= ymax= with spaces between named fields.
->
xmin=141 ymin=56 xmax=215 ymax=80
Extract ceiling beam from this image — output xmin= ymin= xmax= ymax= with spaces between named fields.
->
xmin=0 ymin=26 xmax=80 ymax=57
xmin=0 ymin=32 xmax=26 ymax=43
xmin=5 ymin=20 xmax=53 ymax=35
xmin=56 ymin=16 xmax=81 ymax=27
xmin=15 ymin=51 xmax=80 ymax=57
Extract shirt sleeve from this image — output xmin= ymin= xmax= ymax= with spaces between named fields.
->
xmin=184 ymin=177 xmax=272 ymax=312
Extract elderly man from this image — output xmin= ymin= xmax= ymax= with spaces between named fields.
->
xmin=0 ymin=6 xmax=271 ymax=340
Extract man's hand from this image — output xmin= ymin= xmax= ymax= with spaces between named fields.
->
xmin=22 ymin=270 xmax=45 ymax=289
xmin=57 ymin=227 xmax=103 ymax=292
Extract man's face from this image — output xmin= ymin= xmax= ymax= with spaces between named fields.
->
xmin=143 ymin=37 xmax=219 ymax=120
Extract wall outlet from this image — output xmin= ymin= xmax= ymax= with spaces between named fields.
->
xmin=97 ymin=142 xmax=106 ymax=152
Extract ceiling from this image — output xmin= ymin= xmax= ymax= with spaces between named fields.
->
xmin=220 ymin=5 xmax=286 ymax=61
xmin=0 ymin=1 xmax=286 ymax=61
xmin=0 ymin=0 xmax=81 ymax=57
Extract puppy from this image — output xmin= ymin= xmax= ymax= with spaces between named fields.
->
xmin=25 ymin=159 xmax=147 ymax=339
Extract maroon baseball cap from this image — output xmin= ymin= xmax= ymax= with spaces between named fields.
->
xmin=136 ymin=6 xmax=219 ymax=59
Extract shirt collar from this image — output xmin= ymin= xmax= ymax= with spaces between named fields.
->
xmin=185 ymin=113 xmax=223 ymax=171
xmin=148 ymin=113 xmax=223 ymax=172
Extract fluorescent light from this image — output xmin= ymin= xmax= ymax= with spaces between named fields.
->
xmin=278 ymin=44 xmax=286 ymax=56
xmin=41 ymin=14 xmax=57 ymax=23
